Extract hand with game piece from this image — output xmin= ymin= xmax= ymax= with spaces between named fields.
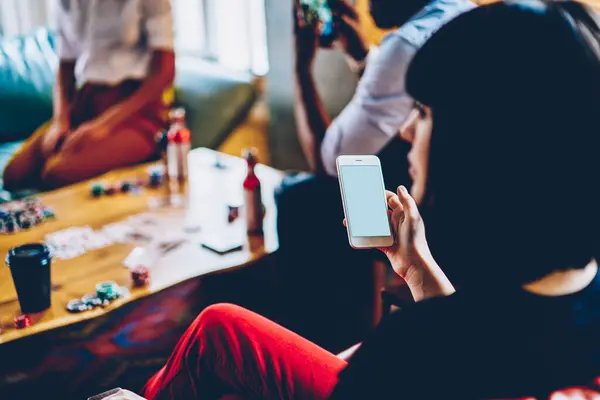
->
xmin=293 ymin=0 xmax=320 ymax=69
xmin=330 ymin=0 xmax=370 ymax=66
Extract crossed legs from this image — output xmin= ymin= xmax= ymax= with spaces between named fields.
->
xmin=3 ymin=123 xmax=156 ymax=191
xmin=143 ymin=304 xmax=347 ymax=400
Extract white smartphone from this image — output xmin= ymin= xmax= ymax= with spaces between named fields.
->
xmin=336 ymin=155 xmax=394 ymax=249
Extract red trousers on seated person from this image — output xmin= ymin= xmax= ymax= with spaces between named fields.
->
xmin=143 ymin=304 xmax=347 ymax=400
xmin=143 ymin=304 xmax=600 ymax=400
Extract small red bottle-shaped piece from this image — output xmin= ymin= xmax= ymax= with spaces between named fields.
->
xmin=166 ymin=108 xmax=191 ymax=182
xmin=243 ymin=148 xmax=263 ymax=235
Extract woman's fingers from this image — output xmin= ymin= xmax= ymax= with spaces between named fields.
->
xmin=386 ymin=190 xmax=402 ymax=210
xmin=396 ymin=185 xmax=420 ymax=220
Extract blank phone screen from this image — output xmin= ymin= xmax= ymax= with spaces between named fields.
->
xmin=340 ymin=165 xmax=391 ymax=237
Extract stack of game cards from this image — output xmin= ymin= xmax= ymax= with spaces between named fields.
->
xmin=45 ymin=226 xmax=113 ymax=260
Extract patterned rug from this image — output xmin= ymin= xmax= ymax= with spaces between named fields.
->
xmin=0 ymin=279 xmax=204 ymax=400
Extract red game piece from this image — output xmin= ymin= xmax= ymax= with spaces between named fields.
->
xmin=104 ymin=183 xmax=118 ymax=196
xmin=14 ymin=314 xmax=31 ymax=329
xmin=131 ymin=265 xmax=150 ymax=288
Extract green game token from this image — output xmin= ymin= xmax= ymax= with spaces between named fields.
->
xmin=43 ymin=208 xmax=55 ymax=219
xmin=90 ymin=183 xmax=104 ymax=198
xmin=96 ymin=281 xmax=119 ymax=300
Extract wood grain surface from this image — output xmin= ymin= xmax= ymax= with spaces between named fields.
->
xmin=0 ymin=148 xmax=282 ymax=344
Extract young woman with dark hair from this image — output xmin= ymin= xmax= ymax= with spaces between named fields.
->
xmin=143 ymin=2 xmax=600 ymax=399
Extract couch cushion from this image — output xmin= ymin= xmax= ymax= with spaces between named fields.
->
xmin=0 ymin=140 xmax=25 ymax=201
xmin=174 ymin=57 xmax=258 ymax=149
xmin=0 ymin=29 xmax=57 ymax=143
xmin=0 ymin=140 xmax=43 ymax=202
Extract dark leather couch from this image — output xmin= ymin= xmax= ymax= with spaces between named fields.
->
xmin=0 ymin=28 xmax=258 ymax=197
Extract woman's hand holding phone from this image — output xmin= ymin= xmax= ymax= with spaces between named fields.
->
xmin=342 ymin=185 xmax=429 ymax=270
xmin=345 ymin=185 xmax=455 ymax=301
xmin=381 ymin=186 xmax=432 ymax=278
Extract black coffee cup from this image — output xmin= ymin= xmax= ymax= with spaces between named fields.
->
xmin=6 ymin=243 xmax=52 ymax=313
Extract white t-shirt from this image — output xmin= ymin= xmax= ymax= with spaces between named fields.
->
xmin=56 ymin=0 xmax=175 ymax=85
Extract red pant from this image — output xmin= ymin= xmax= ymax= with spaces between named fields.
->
xmin=143 ymin=304 xmax=600 ymax=400
xmin=143 ymin=304 xmax=347 ymax=400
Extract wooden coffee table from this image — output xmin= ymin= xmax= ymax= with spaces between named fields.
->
xmin=0 ymin=148 xmax=282 ymax=344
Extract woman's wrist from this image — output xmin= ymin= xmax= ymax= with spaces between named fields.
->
xmin=399 ymin=252 xmax=455 ymax=302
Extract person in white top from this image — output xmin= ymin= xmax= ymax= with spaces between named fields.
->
xmin=3 ymin=0 xmax=175 ymax=190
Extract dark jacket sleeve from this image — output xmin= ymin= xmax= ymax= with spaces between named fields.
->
xmin=328 ymin=298 xmax=448 ymax=399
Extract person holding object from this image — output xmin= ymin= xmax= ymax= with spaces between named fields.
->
xmin=2 ymin=0 xmax=175 ymax=191
xmin=143 ymin=2 xmax=600 ymax=399
xmin=294 ymin=0 xmax=475 ymax=176
xmin=277 ymin=0 xmax=474 ymax=350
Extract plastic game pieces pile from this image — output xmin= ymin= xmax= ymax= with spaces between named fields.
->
xmin=89 ymin=166 xmax=165 ymax=198
xmin=0 ymin=197 xmax=55 ymax=234
xmin=66 ymin=281 xmax=130 ymax=313
xmin=16 ymin=277 xmax=148 ymax=325
xmin=14 ymin=277 xmax=151 ymax=328
xmin=65 ymin=273 xmax=150 ymax=314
